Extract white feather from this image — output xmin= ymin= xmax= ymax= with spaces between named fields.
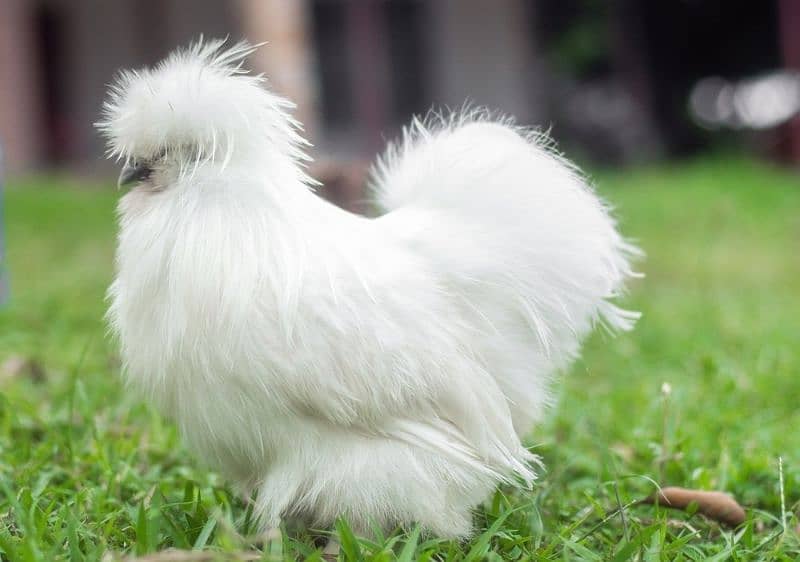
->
xmin=99 ymin=40 xmax=640 ymax=538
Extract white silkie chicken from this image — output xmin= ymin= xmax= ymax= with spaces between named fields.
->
xmin=99 ymin=40 xmax=639 ymax=540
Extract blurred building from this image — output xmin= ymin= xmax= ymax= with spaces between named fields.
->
xmin=0 ymin=0 xmax=792 ymax=177
xmin=0 ymin=0 xmax=543 ymax=176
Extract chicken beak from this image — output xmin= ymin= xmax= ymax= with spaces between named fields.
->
xmin=118 ymin=162 xmax=152 ymax=188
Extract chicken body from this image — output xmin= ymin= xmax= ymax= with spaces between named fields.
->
xmin=100 ymin=41 xmax=639 ymax=538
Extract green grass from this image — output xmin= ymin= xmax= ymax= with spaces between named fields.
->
xmin=1 ymin=157 xmax=799 ymax=560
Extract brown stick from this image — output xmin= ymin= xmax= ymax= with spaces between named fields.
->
xmin=642 ymin=486 xmax=746 ymax=527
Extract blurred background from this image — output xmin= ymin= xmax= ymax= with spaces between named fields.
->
xmin=1 ymin=0 xmax=799 ymax=187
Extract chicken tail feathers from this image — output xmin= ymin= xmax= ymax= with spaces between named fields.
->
xmin=372 ymin=109 xmax=640 ymax=359
xmin=370 ymin=108 xmax=641 ymax=444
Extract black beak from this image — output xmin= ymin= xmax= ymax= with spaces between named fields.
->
xmin=118 ymin=162 xmax=152 ymax=188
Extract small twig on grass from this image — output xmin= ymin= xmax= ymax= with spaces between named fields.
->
xmin=614 ymin=480 xmax=629 ymax=541
xmin=103 ymin=548 xmax=262 ymax=562
xmin=779 ymin=456 xmax=787 ymax=534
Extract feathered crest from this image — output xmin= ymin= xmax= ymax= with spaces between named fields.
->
xmin=96 ymin=38 xmax=309 ymax=169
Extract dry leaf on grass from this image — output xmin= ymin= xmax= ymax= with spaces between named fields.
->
xmin=642 ymin=486 xmax=746 ymax=527
xmin=0 ymin=354 xmax=46 ymax=383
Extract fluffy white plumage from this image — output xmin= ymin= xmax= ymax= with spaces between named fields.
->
xmin=98 ymin=39 xmax=640 ymax=538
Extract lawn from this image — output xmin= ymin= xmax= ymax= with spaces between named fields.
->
xmin=0 ymin=157 xmax=798 ymax=560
